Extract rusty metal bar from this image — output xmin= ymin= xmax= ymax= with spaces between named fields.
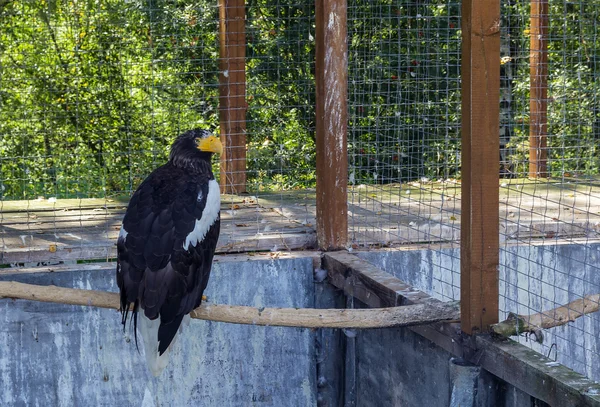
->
xmin=460 ymin=0 xmax=501 ymax=334
xmin=529 ymin=0 xmax=549 ymax=178
xmin=315 ymin=0 xmax=348 ymax=250
xmin=218 ymin=0 xmax=247 ymax=194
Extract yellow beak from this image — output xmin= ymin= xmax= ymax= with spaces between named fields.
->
xmin=196 ymin=136 xmax=223 ymax=154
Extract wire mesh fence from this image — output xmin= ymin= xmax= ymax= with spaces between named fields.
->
xmin=221 ymin=0 xmax=316 ymax=252
xmin=0 ymin=1 xmax=224 ymax=199
xmin=0 ymin=0 xmax=317 ymax=262
xmin=0 ymin=0 xmax=316 ymax=199
xmin=1 ymin=0 xmax=600 ymax=385
xmin=347 ymin=0 xmax=462 ymax=302
xmin=346 ymin=0 xmax=600 ymax=383
xmin=498 ymin=0 xmax=600 ymax=381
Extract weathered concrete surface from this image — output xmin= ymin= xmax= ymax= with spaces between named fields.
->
xmin=357 ymin=247 xmax=461 ymax=302
xmin=314 ymin=279 xmax=345 ymax=407
xmin=354 ymin=326 xmax=453 ymax=406
xmin=345 ymin=320 xmax=538 ymax=407
xmin=358 ymin=243 xmax=600 ymax=382
xmin=0 ymin=258 xmax=318 ymax=406
xmin=3 ymin=245 xmax=598 ymax=406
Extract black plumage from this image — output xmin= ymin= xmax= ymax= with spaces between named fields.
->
xmin=116 ymin=129 xmax=222 ymax=374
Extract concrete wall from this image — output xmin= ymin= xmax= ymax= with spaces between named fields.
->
xmin=358 ymin=243 xmax=600 ymax=383
xmin=1 ymin=244 xmax=595 ymax=406
xmin=0 ymin=258 xmax=323 ymax=406
xmin=346 ymin=325 xmax=538 ymax=407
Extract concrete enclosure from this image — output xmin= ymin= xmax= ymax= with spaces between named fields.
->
xmin=0 ymin=257 xmax=320 ymax=406
xmin=359 ymin=243 xmax=600 ymax=382
xmin=1 ymin=247 xmax=599 ymax=406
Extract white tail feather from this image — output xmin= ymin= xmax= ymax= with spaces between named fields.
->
xmin=181 ymin=313 xmax=191 ymax=328
xmin=139 ymin=310 xmax=187 ymax=377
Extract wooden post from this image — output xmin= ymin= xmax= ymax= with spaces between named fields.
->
xmin=315 ymin=0 xmax=348 ymax=250
xmin=218 ymin=0 xmax=247 ymax=194
xmin=529 ymin=0 xmax=548 ymax=178
xmin=460 ymin=0 xmax=501 ymax=334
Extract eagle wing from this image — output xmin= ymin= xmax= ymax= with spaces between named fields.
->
xmin=116 ymin=164 xmax=220 ymax=359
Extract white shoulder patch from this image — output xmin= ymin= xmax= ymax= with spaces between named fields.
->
xmin=118 ymin=225 xmax=128 ymax=242
xmin=183 ymin=179 xmax=220 ymax=250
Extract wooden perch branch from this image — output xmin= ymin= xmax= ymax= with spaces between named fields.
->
xmin=491 ymin=294 xmax=600 ymax=340
xmin=0 ymin=281 xmax=460 ymax=329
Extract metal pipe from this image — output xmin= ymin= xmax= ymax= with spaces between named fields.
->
xmin=449 ymin=357 xmax=481 ymax=407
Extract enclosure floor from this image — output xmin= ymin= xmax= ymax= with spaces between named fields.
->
xmin=0 ymin=192 xmax=316 ymax=264
xmin=348 ymin=178 xmax=600 ymax=246
xmin=2 ymin=178 xmax=600 ymax=263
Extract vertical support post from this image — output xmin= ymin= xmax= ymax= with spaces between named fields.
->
xmin=461 ymin=0 xmax=501 ymax=334
xmin=529 ymin=0 xmax=548 ymax=178
xmin=219 ymin=0 xmax=247 ymax=194
xmin=315 ymin=0 xmax=348 ymax=250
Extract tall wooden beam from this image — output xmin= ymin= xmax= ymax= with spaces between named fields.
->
xmin=460 ymin=0 xmax=501 ymax=334
xmin=315 ymin=0 xmax=348 ymax=250
xmin=218 ymin=0 xmax=247 ymax=194
xmin=529 ymin=0 xmax=548 ymax=178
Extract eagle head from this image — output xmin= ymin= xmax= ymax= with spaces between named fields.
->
xmin=169 ymin=129 xmax=223 ymax=169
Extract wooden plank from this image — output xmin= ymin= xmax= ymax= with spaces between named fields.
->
xmin=0 ymin=195 xmax=252 ymax=214
xmin=218 ymin=0 xmax=247 ymax=194
xmin=1 ymin=242 xmax=115 ymax=264
xmin=0 ymin=212 xmax=124 ymax=225
xmin=0 ymin=198 xmax=317 ymax=262
xmin=0 ymin=231 xmax=317 ymax=264
xmin=315 ymin=0 xmax=348 ymax=250
xmin=410 ymin=323 xmax=466 ymax=357
xmin=0 ymin=199 xmax=320 ymax=263
xmin=0 ymin=207 xmax=294 ymax=235
xmin=0 ymin=262 xmax=116 ymax=276
xmin=323 ymin=251 xmax=442 ymax=308
xmin=460 ymin=0 xmax=501 ymax=334
xmin=529 ymin=0 xmax=548 ymax=178
xmin=0 ymin=225 xmax=315 ymax=250
xmin=413 ymin=325 xmax=600 ymax=406
xmin=475 ymin=336 xmax=600 ymax=407
xmin=1 ymin=210 xmax=314 ymax=238
xmin=0 ymin=251 xmax=324 ymax=276
xmin=0 ymin=198 xmax=126 ymax=212
xmin=2 ymin=220 xmax=121 ymax=233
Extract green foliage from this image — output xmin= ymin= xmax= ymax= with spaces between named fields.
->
xmin=504 ymin=0 xmax=600 ymax=177
xmin=347 ymin=0 xmax=462 ymax=183
xmin=0 ymin=0 xmax=220 ymax=199
xmin=245 ymin=0 xmax=316 ymax=191
xmin=0 ymin=0 xmax=599 ymax=199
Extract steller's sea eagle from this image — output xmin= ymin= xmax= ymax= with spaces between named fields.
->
xmin=116 ymin=129 xmax=223 ymax=376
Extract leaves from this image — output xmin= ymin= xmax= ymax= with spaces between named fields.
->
xmin=0 ymin=0 xmax=598 ymax=199
xmin=0 ymin=0 xmax=220 ymax=199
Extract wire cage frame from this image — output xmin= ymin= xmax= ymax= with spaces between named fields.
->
xmin=0 ymin=0 xmax=600 ymax=389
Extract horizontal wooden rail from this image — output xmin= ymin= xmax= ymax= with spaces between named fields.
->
xmin=0 ymin=281 xmax=460 ymax=329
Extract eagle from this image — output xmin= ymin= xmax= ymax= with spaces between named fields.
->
xmin=116 ymin=129 xmax=223 ymax=376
